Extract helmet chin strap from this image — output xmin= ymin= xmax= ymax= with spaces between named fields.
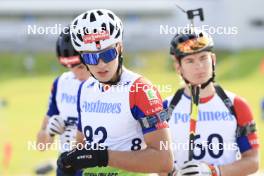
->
xmin=182 ymin=63 xmax=215 ymax=89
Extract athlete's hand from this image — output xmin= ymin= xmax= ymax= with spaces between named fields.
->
xmin=176 ymin=161 xmax=220 ymax=176
xmin=57 ymin=144 xmax=108 ymax=170
xmin=61 ymin=126 xmax=77 ymax=143
xmin=57 ymin=152 xmax=76 ymax=175
xmin=46 ymin=115 xmax=65 ymax=136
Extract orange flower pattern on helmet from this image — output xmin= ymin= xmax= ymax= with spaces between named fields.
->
xmin=177 ymin=36 xmax=210 ymax=54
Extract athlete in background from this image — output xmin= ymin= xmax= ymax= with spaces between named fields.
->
xmin=36 ymin=26 xmax=90 ymax=176
xmin=162 ymin=29 xmax=259 ymax=176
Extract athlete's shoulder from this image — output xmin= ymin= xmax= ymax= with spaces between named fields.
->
xmin=59 ymin=71 xmax=75 ymax=80
xmin=233 ymin=95 xmax=254 ymax=125
xmin=131 ymin=76 xmax=152 ymax=86
xmin=129 ymin=76 xmax=163 ymax=116
xmin=50 ymin=75 xmax=60 ymax=92
xmin=81 ymin=76 xmax=98 ymax=89
xmin=120 ymin=68 xmax=141 ymax=84
xmin=47 ymin=76 xmax=60 ymax=117
xmin=217 ymin=89 xmax=253 ymax=124
xmin=163 ymin=95 xmax=174 ymax=109
xmin=223 ymin=90 xmax=236 ymax=102
xmin=130 ymin=76 xmax=158 ymax=96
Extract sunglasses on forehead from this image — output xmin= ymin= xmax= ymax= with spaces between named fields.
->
xmin=81 ymin=47 xmax=118 ymax=65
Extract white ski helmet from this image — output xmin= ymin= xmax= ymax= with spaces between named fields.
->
xmin=70 ymin=9 xmax=123 ymax=52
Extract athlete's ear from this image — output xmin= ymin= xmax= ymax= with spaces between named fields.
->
xmin=211 ymin=53 xmax=216 ymax=66
xmin=172 ymin=55 xmax=181 ymax=74
xmin=116 ymin=42 xmax=123 ymax=54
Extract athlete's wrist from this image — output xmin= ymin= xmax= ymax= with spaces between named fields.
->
xmin=57 ymin=144 xmax=109 ymax=170
xmin=208 ymin=164 xmax=221 ymax=176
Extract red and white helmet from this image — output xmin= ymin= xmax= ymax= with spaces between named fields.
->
xmin=70 ymin=9 xmax=123 ymax=52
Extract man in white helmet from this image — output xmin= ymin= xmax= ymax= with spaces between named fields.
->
xmin=57 ymin=9 xmax=174 ymax=176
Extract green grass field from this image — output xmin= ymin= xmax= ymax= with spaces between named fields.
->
xmin=0 ymin=50 xmax=263 ymax=175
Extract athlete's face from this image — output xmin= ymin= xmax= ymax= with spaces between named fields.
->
xmin=175 ymin=51 xmax=216 ymax=85
xmin=86 ymin=44 xmax=121 ymax=83
xmin=69 ymin=64 xmax=90 ymax=81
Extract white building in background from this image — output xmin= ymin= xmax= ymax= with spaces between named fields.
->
xmin=0 ymin=0 xmax=263 ymax=52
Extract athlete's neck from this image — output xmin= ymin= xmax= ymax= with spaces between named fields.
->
xmin=184 ymin=83 xmax=215 ymax=99
xmin=76 ymin=72 xmax=91 ymax=81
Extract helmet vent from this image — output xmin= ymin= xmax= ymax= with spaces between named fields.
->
xmin=108 ymin=13 xmax=114 ymax=20
xmin=95 ymin=41 xmax=101 ymax=49
xmin=83 ymin=27 xmax=89 ymax=35
xmin=73 ymin=20 xmax=78 ymax=29
xmin=90 ymin=12 xmax=96 ymax=22
xmin=82 ymin=13 xmax=88 ymax=19
xmin=101 ymin=23 xmax=106 ymax=31
xmin=73 ymin=40 xmax=81 ymax=47
xmin=71 ymin=33 xmax=76 ymax=40
xmin=115 ymin=29 xmax=120 ymax=39
xmin=97 ymin=10 xmax=103 ymax=16
xmin=109 ymin=23 xmax=114 ymax=35
xmin=76 ymin=30 xmax=83 ymax=42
